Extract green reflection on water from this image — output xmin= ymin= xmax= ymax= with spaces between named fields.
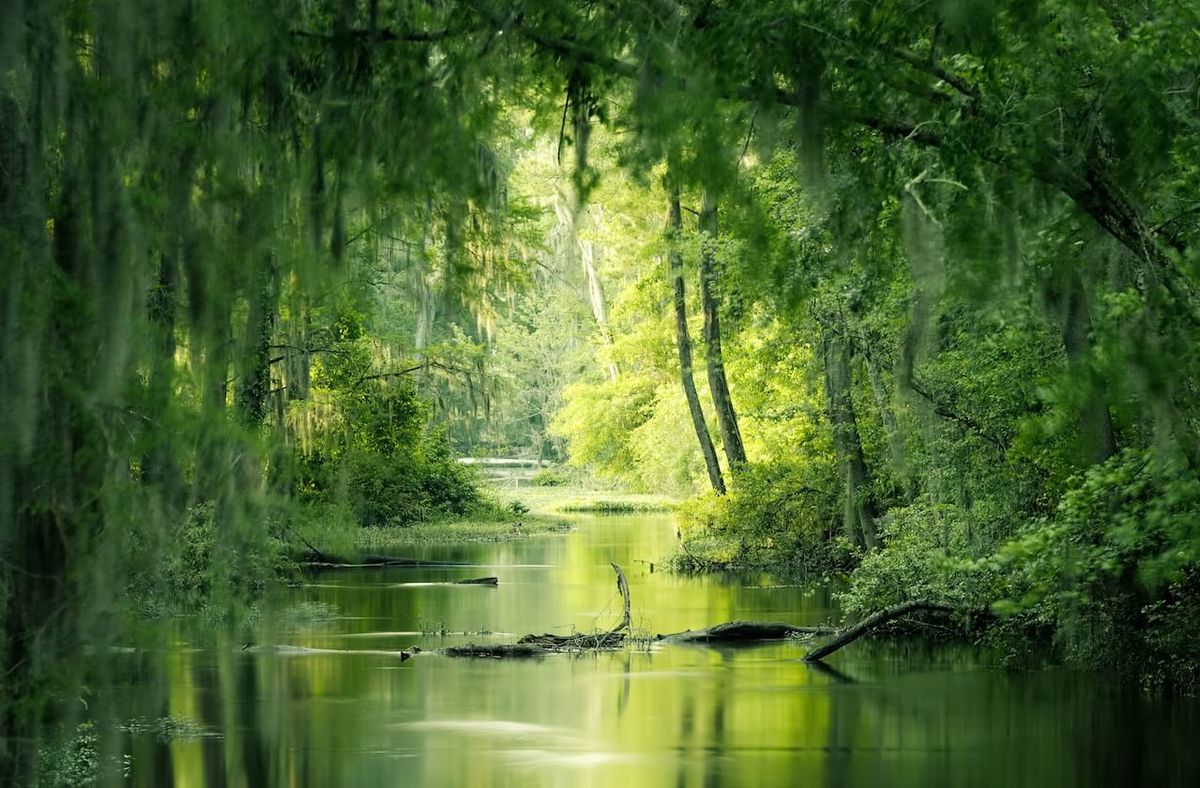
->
xmin=106 ymin=514 xmax=1199 ymax=787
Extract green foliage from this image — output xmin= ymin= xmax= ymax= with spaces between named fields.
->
xmin=128 ymin=501 xmax=279 ymax=618
xmin=34 ymin=722 xmax=106 ymax=788
xmin=531 ymin=466 xmax=572 ymax=487
xmin=840 ymin=500 xmax=1004 ymax=619
xmin=4 ymin=3 xmax=1200 ymax=778
xmin=985 ymin=449 xmax=1200 ymax=683
xmin=294 ymin=384 xmax=478 ymax=527
xmin=677 ymin=461 xmax=851 ymax=575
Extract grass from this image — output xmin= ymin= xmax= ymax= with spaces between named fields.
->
xmin=288 ymin=479 xmax=675 ymax=561
xmin=355 ymin=514 xmax=572 ymax=548
xmin=493 ymin=483 xmax=678 ymax=516
xmin=289 ymin=497 xmax=573 ymax=558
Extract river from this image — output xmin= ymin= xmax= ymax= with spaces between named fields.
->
xmin=109 ymin=511 xmax=1200 ymax=787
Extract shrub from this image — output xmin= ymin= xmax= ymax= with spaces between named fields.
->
xmin=675 ymin=460 xmax=852 ymax=575
xmin=531 ymin=466 xmax=571 ymax=487
xmin=986 ymin=449 xmax=1200 ymax=683
xmin=292 ymin=383 xmax=479 ymax=528
xmin=840 ymin=500 xmax=1003 ymax=619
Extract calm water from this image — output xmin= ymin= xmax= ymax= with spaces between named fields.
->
xmin=103 ymin=512 xmax=1199 ymax=787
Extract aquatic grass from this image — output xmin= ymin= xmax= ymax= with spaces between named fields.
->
xmin=492 ymin=484 xmax=678 ymax=516
xmin=290 ymin=496 xmax=573 ymax=557
xmin=355 ymin=514 xmax=572 ymax=548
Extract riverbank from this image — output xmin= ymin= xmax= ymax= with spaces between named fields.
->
xmin=290 ymin=498 xmax=573 ymax=559
xmin=493 ymin=483 xmax=677 ymax=516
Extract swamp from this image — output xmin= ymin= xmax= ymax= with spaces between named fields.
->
xmin=2 ymin=1 xmax=1200 ymax=785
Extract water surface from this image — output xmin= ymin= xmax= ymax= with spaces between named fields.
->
xmin=110 ymin=513 xmax=1200 ymax=787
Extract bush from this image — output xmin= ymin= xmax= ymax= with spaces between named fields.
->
xmin=675 ymin=460 xmax=852 ymax=575
xmin=840 ymin=500 xmax=1002 ymax=619
xmin=531 ymin=466 xmax=571 ymax=487
xmin=292 ymin=384 xmax=479 ymax=528
xmin=986 ymin=448 xmax=1200 ymax=685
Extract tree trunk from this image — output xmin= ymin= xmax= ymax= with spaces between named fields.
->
xmin=235 ymin=257 xmax=278 ymax=426
xmin=555 ymin=184 xmax=619 ymax=381
xmin=803 ymin=599 xmax=954 ymax=662
xmin=698 ymin=191 xmax=747 ymax=470
xmin=1057 ymin=270 xmax=1118 ymax=465
xmin=669 ymin=184 xmax=725 ymax=495
xmin=580 ymin=238 xmax=619 ymax=381
xmin=821 ymin=321 xmax=878 ymax=549
xmin=864 ymin=352 xmax=916 ymax=500
xmin=658 ymin=621 xmax=835 ymax=643
xmin=1043 ymin=159 xmax=1200 ymax=329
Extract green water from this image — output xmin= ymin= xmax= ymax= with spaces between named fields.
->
xmin=106 ymin=513 xmax=1199 ymax=787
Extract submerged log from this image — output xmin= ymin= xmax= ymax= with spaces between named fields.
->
xmin=454 ymin=576 xmax=499 ymax=586
xmin=442 ymin=643 xmax=550 ymax=658
xmin=658 ymin=621 xmax=836 ymax=643
xmin=442 ymin=563 xmax=632 ymax=658
xmin=802 ymin=599 xmax=955 ymax=663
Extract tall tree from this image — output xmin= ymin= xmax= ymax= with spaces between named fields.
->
xmin=698 ymin=190 xmax=748 ymax=471
xmin=821 ymin=316 xmax=879 ymax=551
xmin=669 ymin=183 xmax=726 ymax=494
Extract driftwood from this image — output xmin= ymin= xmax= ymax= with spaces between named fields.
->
xmin=403 ymin=564 xmax=954 ymax=662
xmin=802 ymin=599 xmax=955 ymax=663
xmin=658 ymin=621 xmax=836 ymax=643
xmin=443 ymin=563 xmax=632 ymax=657
xmin=388 ymin=577 xmax=499 ymax=587
xmin=441 ymin=643 xmax=549 ymax=658
xmin=454 ymin=576 xmax=499 ymax=586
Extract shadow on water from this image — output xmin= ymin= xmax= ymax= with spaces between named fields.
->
xmin=70 ymin=512 xmax=1200 ymax=787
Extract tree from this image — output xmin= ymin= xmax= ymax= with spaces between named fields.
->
xmin=699 ymin=190 xmax=749 ymax=472
xmin=669 ymin=182 xmax=727 ymax=494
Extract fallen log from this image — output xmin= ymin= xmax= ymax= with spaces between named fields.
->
xmin=657 ymin=621 xmax=836 ymax=643
xmin=442 ymin=563 xmax=632 ymax=657
xmin=388 ymin=577 xmax=500 ymax=587
xmin=442 ymin=643 xmax=550 ymax=658
xmin=802 ymin=599 xmax=955 ymax=663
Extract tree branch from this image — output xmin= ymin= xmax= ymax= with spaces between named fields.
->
xmin=803 ymin=599 xmax=956 ymax=662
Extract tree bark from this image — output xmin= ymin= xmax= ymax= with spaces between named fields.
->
xmin=1057 ymin=270 xmax=1118 ymax=465
xmin=821 ymin=321 xmax=878 ymax=549
xmin=803 ymin=599 xmax=955 ymax=662
xmin=669 ymin=183 xmax=726 ymax=495
xmin=235 ymin=257 xmax=278 ymax=426
xmin=555 ymin=183 xmax=619 ymax=381
xmin=698 ymin=191 xmax=747 ymax=471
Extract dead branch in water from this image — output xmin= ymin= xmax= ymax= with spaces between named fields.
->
xmin=443 ymin=563 xmax=633 ymax=657
xmin=802 ymin=599 xmax=955 ymax=663
xmin=431 ymin=570 xmax=955 ymax=661
xmin=658 ymin=621 xmax=836 ymax=643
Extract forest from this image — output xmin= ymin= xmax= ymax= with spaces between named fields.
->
xmin=2 ymin=1 xmax=1200 ymax=785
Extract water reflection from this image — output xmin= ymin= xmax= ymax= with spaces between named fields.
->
xmin=104 ymin=514 xmax=1199 ymax=787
